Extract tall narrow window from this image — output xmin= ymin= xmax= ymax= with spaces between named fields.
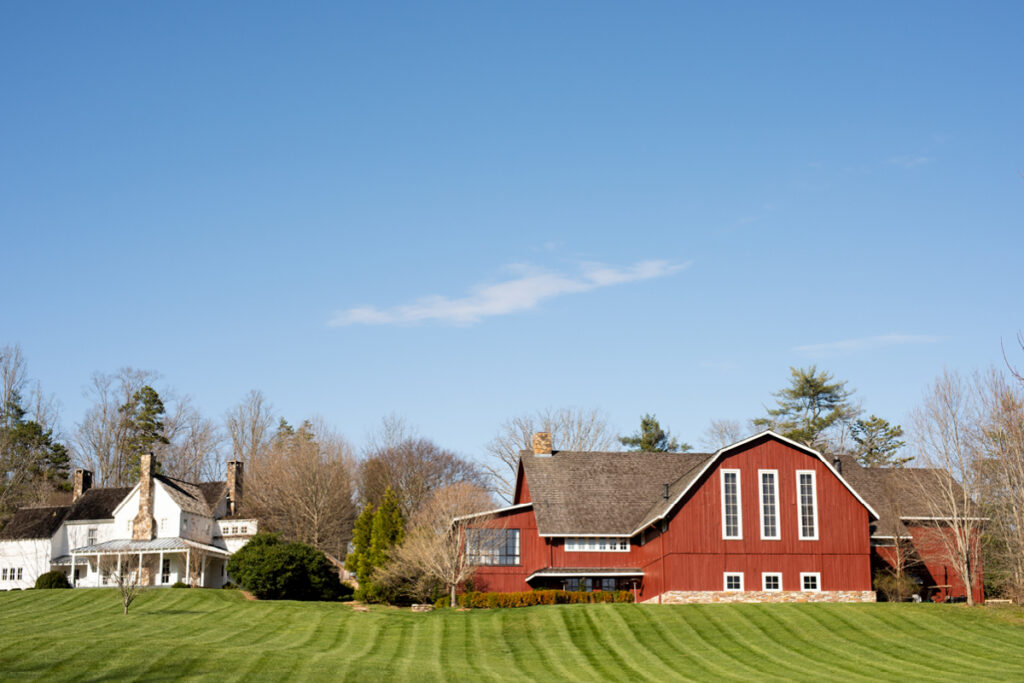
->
xmin=759 ymin=470 xmax=780 ymax=540
xmin=797 ymin=471 xmax=818 ymax=540
xmin=87 ymin=527 xmax=98 ymax=546
xmin=721 ymin=470 xmax=742 ymax=539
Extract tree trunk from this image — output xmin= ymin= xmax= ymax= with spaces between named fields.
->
xmin=450 ymin=582 xmax=456 ymax=608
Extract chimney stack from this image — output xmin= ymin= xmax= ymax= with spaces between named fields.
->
xmin=72 ymin=469 xmax=93 ymax=502
xmin=227 ymin=460 xmax=244 ymax=516
xmin=664 ymin=483 xmax=670 ymax=501
xmin=832 ymin=456 xmax=843 ymax=475
xmin=531 ymin=432 xmax=553 ymax=457
xmin=132 ymin=453 xmax=157 ymax=541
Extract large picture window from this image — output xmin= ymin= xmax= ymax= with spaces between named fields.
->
xmin=797 ymin=471 xmax=818 ymax=540
xmin=467 ymin=528 xmax=521 ymax=566
xmin=721 ymin=470 xmax=742 ymax=539
xmin=759 ymin=470 xmax=780 ymax=540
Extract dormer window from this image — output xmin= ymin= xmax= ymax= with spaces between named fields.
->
xmin=565 ymin=538 xmax=630 ymax=552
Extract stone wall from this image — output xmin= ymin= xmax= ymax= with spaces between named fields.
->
xmin=646 ymin=590 xmax=877 ymax=604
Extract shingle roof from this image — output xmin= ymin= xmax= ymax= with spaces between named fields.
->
xmin=0 ymin=505 xmax=70 ymax=540
xmin=834 ymin=454 xmax=976 ymax=538
xmin=520 ymin=449 xmax=713 ymax=535
xmin=197 ymin=481 xmax=227 ymax=511
xmin=64 ymin=487 xmax=132 ymax=521
xmin=155 ymin=475 xmax=216 ymax=515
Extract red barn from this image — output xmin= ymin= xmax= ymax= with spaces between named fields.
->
xmin=462 ymin=431 xmax=982 ymax=604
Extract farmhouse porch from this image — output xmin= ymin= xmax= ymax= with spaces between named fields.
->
xmin=54 ymin=537 xmax=231 ymax=587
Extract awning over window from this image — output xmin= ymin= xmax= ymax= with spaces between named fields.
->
xmin=525 ymin=567 xmax=644 ymax=582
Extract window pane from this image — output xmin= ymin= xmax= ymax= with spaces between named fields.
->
xmin=723 ymin=472 xmax=740 ymax=538
xmin=799 ymin=473 xmax=817 ymax=538
xmin=761 ymin=472 xmax=777 ymax=538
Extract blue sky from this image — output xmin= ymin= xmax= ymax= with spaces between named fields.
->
xmin=2 ymin=2 xmax=1022 ymax=459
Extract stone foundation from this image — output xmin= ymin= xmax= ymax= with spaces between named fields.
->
xmin=646 ymin=590 xmax=876 ymax=604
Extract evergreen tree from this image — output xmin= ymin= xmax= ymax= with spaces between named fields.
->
xmin=118 ymin=385 xmax=169 ymax=479
xmin=753 ymin=366 xmax=858 ymax=452
xmin=345 ymin=503 xmax=375 ymax=581
xmin=620 ymin=414 xmax=691 ymax=452
xmin=852 ymin=415 xmax=909 ymax=467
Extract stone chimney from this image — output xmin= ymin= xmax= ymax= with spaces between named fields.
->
xmin=72 ymin=469 xmax=93 ymax=502
xmin=531 ymin=432 xmax=553 ymax=457
xmin=132 ymin=453 xmax=157 ymax=541
xmin=227 ymin=460 xmax=243 ymax=516
xmin=832 ymin=456 xmax=843 ymax=475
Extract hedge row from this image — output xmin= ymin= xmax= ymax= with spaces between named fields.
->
xmin=435 ymin=589 xmax=635 ymax=609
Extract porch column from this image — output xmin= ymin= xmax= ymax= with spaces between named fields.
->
xmin=199 ymin=555 xmax=205 ymax=588
xmin=139 ymin=551 xmax=144 ymax=585
xmin=117 ymin=552 xmax=122 ymax=579
xmin=185 ymin=548 xmax=191 ymax=587
xmin=70 ymin=553 xmax=76 ymax=587
xmin=96 ymin=555 xmax=102 ymax=588
xmin=159 ymin=551 xmax=165 ymax=586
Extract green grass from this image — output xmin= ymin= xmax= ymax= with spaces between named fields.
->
xmin=2 ymin=590 xmax=1024 ymax=681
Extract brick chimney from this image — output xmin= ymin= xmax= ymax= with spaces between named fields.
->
xmin=227 ymin=460 xmax=243 ymax=516
xmin=532 ymin=432 xmax=552 ymax=457
xmin=72 ymin=469 xmax=93 ymax=502
xmin=132 ymin=453 xmax=157 ymax=541
xmin=832 ymin=456 xmax=843 ymax=475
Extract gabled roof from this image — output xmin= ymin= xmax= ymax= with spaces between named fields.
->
xmin=833 ymin=454 xmax=977 ymax=537
xmin=513 ymin=431 xmax=879 ymax=538
xmin=520 ymin=449 xmax=712 ymax=536
xmin=64 ymin=487 xmax=132 ymax=522
xmin=0 ymin=505 xmax=69 ymax=540
xmin=155 ymin=475 xmax=218 ymax=516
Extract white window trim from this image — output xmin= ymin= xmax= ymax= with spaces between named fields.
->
xmin=762 ymin=572 xmax=783 ymax=592
xmin=758 ymin=469 xmax=781 ymax=541
xmin=564 ymin=537 xmax=630 ymax=552
xmin=800 ymin=572 xmax=821 ymax=592
xmin=723 ymin=572 xmax=744 ymax=592
xmin=721 ymin=469 xmax=742 ymax=540
xmin=796 ymin=470 xmax=819 ymax=541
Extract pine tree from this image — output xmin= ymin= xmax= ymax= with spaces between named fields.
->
xmin=620 ymin=414 xmax=691 ymax=452
xmin=350 ymin=488 xmax=406 ymax=603
xmin=852 ymin=415 xmax=909 ymax=467
xmin=118 ymin=385 xmax=169 ymax=480
xmin=753 ymin=366 xmax=858 ymax=451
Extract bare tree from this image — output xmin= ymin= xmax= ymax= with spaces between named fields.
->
xmin=911 ymin=370 xmax=986 ymax=606
xmin=699 ymin=418 xmax=750 ymax=451
xmin=101 ymin=555 xmax=145 ymax=615
xmin=360 ymin=434 xmax=489 ymax=519
xmin=158 ymin=395 xmax=224 ymax=482
xmin=974 ymin=368 xmax=1024 ymax=602
xmin=74 ymin=368 xmax=159 ymax=486
xmin=225 ymin=390 xmax=275 ymax=462
xmin=248 ymin=418 xmax=357 ymax=559
xmin=484 ymin=407 xmax=616 ymax=503
xmin=377 ymin=482 xmax=497 ymax=607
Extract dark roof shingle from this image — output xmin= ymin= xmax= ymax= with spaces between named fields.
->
xmin=64 ymin=487 xmax=132 ymax=521
xmin=0 ymin=506 xmax=69 ymax=540
xmin=520 ymin=450 xmax=713 ymax=535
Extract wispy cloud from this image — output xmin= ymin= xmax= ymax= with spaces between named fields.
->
xmin=794 ymin=334 xmax=941 ymax=355
xmin=330 ymin=259 xmax=690 ymax=326
xmin=888 ymin=154 xmax=933 ymax=169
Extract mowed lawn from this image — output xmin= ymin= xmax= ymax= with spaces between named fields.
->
xmin=2 ymin=590 xmax=1024 ymax=681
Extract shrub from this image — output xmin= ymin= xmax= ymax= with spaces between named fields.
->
xmin=227 ymin=532 xmax=353 ymax=601
xmin=171 ymin=581 xmax=189 ymax=588
xmin=34 ymin=571 xmax=71 ymax=589
xmin=874 ymin=570 xmax=919 ymax=602
xmin=435 ymin=589 xmax=635 ymax=609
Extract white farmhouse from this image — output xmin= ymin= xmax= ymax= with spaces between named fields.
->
xmin=0 ymin=454 xmax=257 ymax=589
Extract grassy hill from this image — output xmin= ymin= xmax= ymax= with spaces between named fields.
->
xmin=1 ymin=589 xmax=1023 ymax=681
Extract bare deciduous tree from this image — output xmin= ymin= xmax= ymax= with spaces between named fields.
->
xmin=158 ymin=395 xmax=225 ymax=482
xmin=74 ymin=368 xmax=159 ymax=486
xmin=360 ymin=433 xmax=489 ymax=519
xmin=911 ymin=369 xmax=986 ymax=606
xmin=485 ymin=407 xmax=616 ymax=503
xmin=377 ymin=482 xmax=497 ymax=607
xmin=699 ymin=418 xmax=750 ymax=451
xmin=248 ymin=418 xmax=357 ymax=559
xmin=100 ymin=554 xmax=145 ymax=615
xmin=225 ymin=390 xmax=275 ymax=463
